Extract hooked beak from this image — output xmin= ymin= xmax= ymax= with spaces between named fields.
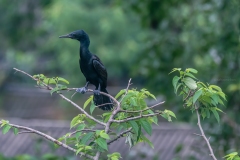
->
xmin=59 ymin=34 xmax=72 ymax=38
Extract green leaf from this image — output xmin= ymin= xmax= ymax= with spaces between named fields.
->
xmin=137 ymin=126 xmax=142 ymax=141
xmin=141 ymin=135 xmax=154 ymax=148
xmin=70 ymin=115 xmax=80 ymax=129
xmin=169 ymin=68 xmax=181 ymax=74
xmin=223 ymin=152 xmax=238 ymax=160
xmin=90 ymin=101 xmax=96 ymax=115
xmin=77 ymin=123 xmax=85 ymax=131
xmin=210 ymin=85 xmax=222 ymax=92
xmin=81 ymin=132 xmax=94 ymax=145
xmin=183 ymin=77 xmax=197 ymax=89
xmin=2 ymin=124 xmax=11 ymax=134
xmin=193 ymin=89 xmax=203 ymax=104
xmin=187 ymin=68 xmax=198 ymax=73
xmin=215 ymin=107 xmax=224 ymax=113
xmin=13 ymin=128 xmax=19 ymax=135
xmin=175 ymin=83 xmax=182 ymax=94
xmin=172 ymin=76 xmax=180 ymax=91
xmin=76 ymin=147 xmax=83 ymax=155
xmin=100 ymin=131 xmax=110 ymax=140
xmin=185 ymin=72 xmax=197 ymax=79
xmin=129 ymin=121 xmax=138 ymax=135
xmin=210 ymin=108 xmax=220 ymax=123
xmin=115 ymin=89 xmax=126 ymax=99
xmin=144 ymin=91 xmax=157 ymax=100
xmin=43 ymin=78 xmax=57 ymax=84
xmin=0 ymin=120 xmax=9 ymax=127
xmin=147 ymin=110 xmax=158 ymax=125
xmin=84 ymin=96 xmax=93 ymax=109
xmin=50 ymin=85 xmax=67 ymax=95
xmin=107 ymin=152 xmax=122 ymax=160
xmin=96 ymin=137 xmax=108 ymax=151
xmin=161 ymin=113 xmax=170 ymax=121
xmin=218 ymin=92 xmax=227 ymax=101
xmin=130 ymin=97 xmax=137 ymax=106
xmin=140 ymin=119 xmax=152 ymax=135
xmin=165 ymin=110 xmax=177 ymax=119
xmin=201 ymin=109 xmax=206 ymax=119
xmin=58 ymin=77 xmax=69 ymax=84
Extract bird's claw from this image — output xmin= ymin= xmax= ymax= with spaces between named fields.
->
xmin=76 ymin=87 xmax=87 ymax=94
xmin=93 ymin=90 xmax=100 ymax=96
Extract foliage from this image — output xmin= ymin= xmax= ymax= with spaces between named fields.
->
xmin=224 ymin=152 xmax=240 ymax=160
xmin=171 ymin=68 xmax=228 ymax=159
xmin=170 ymin=68 xmax=226 ymax=122
xmin=33 ymin=74 xmax=69 ymax=95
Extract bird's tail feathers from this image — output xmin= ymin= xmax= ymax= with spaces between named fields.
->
xmin=93 ymin=88 xmax=114 ymax=111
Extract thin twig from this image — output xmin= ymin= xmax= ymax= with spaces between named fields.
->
xmin=193 ymin=133 xmax=202 ymax=137
xmin=195 ymin=107 xmax=217 ymax=160
xmin=69 ymin=129 xmax=96 ymax=137
xmin=18 ymin=131 xmax=34 ymax=134
xmin=0 ymin=121 xmax=94 ymax=159
xmin=112 ymin=112 xmax=161 ymax=123
xmin=119 ymin=78 xmax=132 ymax=103
xmin=107 ymin=128 xmax=132 ymax=145
xmin=119 ymin=101 xmax=165 ymax=113
xmin=95 ymin=103 xmax=114 ymax=108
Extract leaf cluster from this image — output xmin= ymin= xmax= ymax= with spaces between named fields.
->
xmin=57 ymin=88 xmax=175 ymax=159
xmin=0 ymin=119 xmax=18 ymax=135
xmin=224 ymin=152 xmax=240 ymax=160
xmin=170 ymin=68 xmax=226 ymax=122
xmin=33 ymin=74 xmax=69 ymax=95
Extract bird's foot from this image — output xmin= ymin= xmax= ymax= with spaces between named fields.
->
xmin=76 ymin=87 xmax=87 ymax=94
xmin=93 ymin=90 xmax=100 ymax=96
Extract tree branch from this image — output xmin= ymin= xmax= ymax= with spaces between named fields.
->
xmin=119 ymin=101 xmax=165 ymax=113
xmin=69 ymin=129 xmax=96 ymax=137
xmin=0 ymin=121 xmax=94 ymax=159
xmin=112 ymin=112 xmax=161 ymax=123
xmin=107 ymin=128 xmax=132 ymax=145
xmin=119 ymin=78 xmax=132 ymax=103
xmin=195 ymin=107 xmax=217 ymax=160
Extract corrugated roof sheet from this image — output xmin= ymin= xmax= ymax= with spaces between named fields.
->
xmin=0 ymin=118 xmax=209 ymax=160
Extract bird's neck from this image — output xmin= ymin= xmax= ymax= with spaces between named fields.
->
xmin=80 ymin=42 xmax=92 ymax=59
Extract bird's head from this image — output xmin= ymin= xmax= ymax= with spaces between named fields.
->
xmin=59 ymin=30 xmax=89 ymax=43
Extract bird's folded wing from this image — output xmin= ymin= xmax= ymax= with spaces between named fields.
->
xmin=92 ymin=56 xmax=108 ymax=82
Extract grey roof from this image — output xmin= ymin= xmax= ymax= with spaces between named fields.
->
xmin=0 ymin=118 xmax=209 ymax=160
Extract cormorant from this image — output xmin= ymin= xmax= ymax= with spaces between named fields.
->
xmin=59 ymin=30 xmax=113 ymax=111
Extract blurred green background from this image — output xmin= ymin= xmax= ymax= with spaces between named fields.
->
xmin=0 ymin=0 xmax=240 ymax=159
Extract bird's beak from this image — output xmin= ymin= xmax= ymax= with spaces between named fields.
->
xmin=59 ymin=34 xmax=71 ymax=38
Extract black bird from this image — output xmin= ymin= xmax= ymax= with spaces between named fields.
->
xmin=59 ymin=30 xmax=113 ymax=111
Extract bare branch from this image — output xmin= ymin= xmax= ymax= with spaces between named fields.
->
xmin=119 ymin=101 xmax=165 ymax=113
xmin=119 ymin=78 xmax=132 ymax=103
xmin=195 ymin=107 xmax=217 ymax=160
xmin=107 ymin=128 xmax=132 ymax=145
xmin=58 ymin=93 xmax=106 ymax=126
xmin=69 ymin=129 xmax=96 ymax=137
xmin=18 ymin=131 xmax=34 ymax=134
xmin=0 ymin=121 xmax=94 ymax=159
xmin=112 ymin=112 xmax=161 ymax=123
xmin=13 ymin=68 xmax=106 ymax=127
xmin=192 ymin=133 xmax=202 ymax=137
